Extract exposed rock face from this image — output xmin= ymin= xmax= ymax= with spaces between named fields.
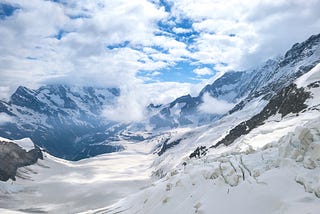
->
xmin=280 ymin=34 xmax=320 ymax=67
xmin=199 ymin=71 xmax=244 ymax=100
xmin=211 ymin=84 xmax=311 ymax=148
xmin=0 ymin=140 xmax=43 ymax=181
xmin=189 ymin=146 xmax=208 ymax=159
xmin=157 ymin=138 xmax=182 ymax=156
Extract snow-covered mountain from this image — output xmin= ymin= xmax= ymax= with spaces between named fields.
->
xmin=149 ymin=33 xmax=320 ymax=129
xmin=0 ymin=85 xmax=124 ymax=160
xmin=0 ymin=33 xmax=320 ymax=213
xmin=1 ymin=56 xmax=319 ymax=214
xmin=84 ymin=53 xmax=320 ymax=214
xmin=0 ymin=34 xmax=320 ymax=161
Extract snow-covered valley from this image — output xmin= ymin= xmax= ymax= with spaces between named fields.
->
xmin=0 ymin=139 xmax=156 ymax=213
xmin=2 ymin=113 xmax=320 ymax=213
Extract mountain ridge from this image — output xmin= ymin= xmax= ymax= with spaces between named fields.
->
xmin=149 ymin=33 xmax=320 ymax=128
xmin=0 ymin=33 xmax=319 ymax=160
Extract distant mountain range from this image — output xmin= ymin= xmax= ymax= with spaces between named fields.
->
xmin=1 ymin=34 xmax=320 ymax=214
xmin=0 ymin=33 xmax=319 ymax=160
xmin=0 ymin=85 xmax=124 ymax=160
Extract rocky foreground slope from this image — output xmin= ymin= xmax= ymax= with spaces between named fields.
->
xmin=0 ymin=138 xmax=42 ymax=181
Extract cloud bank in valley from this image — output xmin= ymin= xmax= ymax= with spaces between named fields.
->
xmin=199 ymin=93 xmax=234 ymax=115
xmin=0 ymin=112 xmax=14 ymax=125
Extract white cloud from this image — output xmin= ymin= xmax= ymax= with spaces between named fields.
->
xmin=199 ymin=93 xmax=234 ymax=114
xmin=172 ymin=27 xmax=192 ymax=34
xmin=0 ymin=113 xmax=14 ymax=125
xmin=143 ymin=82 xmax=193 ymax=104
xmin=102 ymin=81 xmax=193 ymax=123
xmin=193 ymin=67 xmax=213 ymax=76
xmin=0 ymin=0 xmax=196 ymax=100
xmin=0 ymin=0 xmax=320 ymax=119
xmin=0 ymin=86 xmax=11 ymax=101
xmin=0 ymin=0 xmax=175 ymax=91
xmin=102 ymin=90 xmax=146 ymax=123
xmin=150 ymin=71 xmax=161 ymax=76
xmin=170 ymin=0 xmax=320 ymax=70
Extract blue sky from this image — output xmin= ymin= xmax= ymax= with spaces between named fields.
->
xmin=0 ymin=0 xmax=320 ymax=109
xmin=102 ymin=2 xmax=208 ymax=84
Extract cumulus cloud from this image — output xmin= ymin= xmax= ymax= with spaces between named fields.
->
xmin=193 ymin=67 xmax=213 ymax=76
xmin=102 ymin=89 xmax=146 ymax=123
xmin=170 ymin=0 xmax=320 ymax=70
xmin=172 ymin=27 xmax=192 ymax=34
xmin=0 ymin=0 xmax=175 ymax=92
xmin=0 ymin=86 xmax=11 ymax=101
xmin=0 ymin=0 xmax=320 ymax=121
xmin=199 ymin=93 xmax=234 ymax=114
xmin=102 ymin=81 xmax=193 ymax=123
xmin=0 ymin=113 xmax=14 ymax=125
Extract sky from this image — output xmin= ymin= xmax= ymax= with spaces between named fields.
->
xmin=0 ymin=0 xmax=320 ymax=121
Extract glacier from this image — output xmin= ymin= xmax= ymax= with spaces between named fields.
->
xmin=0 ymin=34 xmax=320 ymax=213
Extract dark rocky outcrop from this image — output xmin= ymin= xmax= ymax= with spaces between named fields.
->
xmin=157 ymin=138 xmax=182 ymax=156
xmin=189 ymin=83 xmax=312 ymax=159
xmin=211 ymin=83 xmax=311 ymax=148
xmin=189 ymin=146 xmax=208 ymax=159
xmin=0 ymin=140 xmax=43 ymax=181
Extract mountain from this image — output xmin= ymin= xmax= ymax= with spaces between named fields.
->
xmin=0 ymin=34 xmax=319 ymax=161
xmin=0 ymin=34 xmax=320 ymax=213
xmin=90 ymin=47 xmax=320 ymax=214
xmin=149 ymin=33 xmax=320 ymax=129
xmin=1 ymin=56 xmax=319 ymax=214
xmin=0 ymin=85 xmax=124 ymax=160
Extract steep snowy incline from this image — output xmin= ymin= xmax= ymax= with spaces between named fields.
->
xmin=0 ymin=139 xmax=157 ymax=214
xmin=99 ymin=116 xmax=320 ymax=214
xmin=89 ymin=62 xmax=320 ymax=214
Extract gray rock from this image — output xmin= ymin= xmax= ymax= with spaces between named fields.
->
xmin=0 ymin=140 xmax=43 ymax=181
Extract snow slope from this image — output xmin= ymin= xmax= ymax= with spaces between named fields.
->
xmin=0 ymin=137 xmax=35 ymax=152
xmin=99 ymin=115 xmax=320 ymax=214
xmin=84 ymin=63 xmax=320 ymax=214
